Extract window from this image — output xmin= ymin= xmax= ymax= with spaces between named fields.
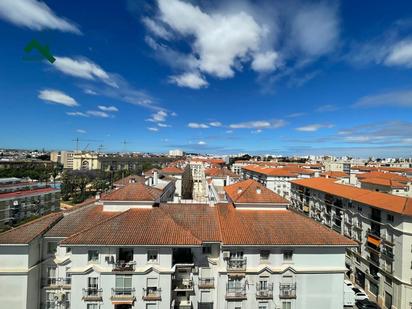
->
xmin=282 ymin=301 xmax=292 ymax=309
xmin=87 ymin=277 xmax=99 ymax=290
xmin=147 ymin=250 xmax=158 ymax=263
xmin=202 ymin=245 xmax=212 ymax=255
xmin=87 ymin=305 xmax=98 ymax=309
xmin=115 ymin=275 xmax=132 ymax=294
xmin=260 ymin=250 xmax=270 ymax=262
xmin=385 ymin=292 xmax=392 ymax=309
xmin=66 ymin=247 xmax=71 ymax=253
xmin=88 ymin=250 xmax=99 ymax=263
xmin=146 ymin=304 xmax=156 ymax=309
xmin=47 ymin=242 xmax=57 ymax=254
xmin=46 ymin=292 xmax=56 ymax=309
xmin=65 ymin=292 xmax=71 ymax=309
xmin=258 ymin=303 xmax=268 ymax=309
xmin=369 ymin=282 xmax=378 ymax=296
xmin=283 ymin=250 xmax=293 ymax=262
xmin=387 ymin=214 xmax=394 ymax=222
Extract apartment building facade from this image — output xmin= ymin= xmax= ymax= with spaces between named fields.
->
xmin=0 ymin=179 xmax=354 ymax=309
xmin=290 ymin=177 xmax=412 ymax=309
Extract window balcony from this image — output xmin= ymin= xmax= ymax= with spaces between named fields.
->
xmin=227 ymin=257 xmax=247 ymax=272
xmin=198 ymin=302 xmax=214 ymax=309
xmin=381 ymin=250 xmax=394 ymax=260
xmin=198 ymin=278 xmax=215 ymax=289
xmin=82 ymin=288 xmax=103 ymax=301
xmin=42 ymin=277 xmax=71 ymax=289
xmin=112 ymin=261 xmax=136 ymax=272
xmin=111 ymin=288 xmax=136 ymax=303
xmin=279 ymin=283 xmax=296 ymax=299
xmin=256 ymin=283 xmax=273 ymax=299
xmin=172 ymin=299 xmax=192 ymax=309
xmin=173 ymin=278 xmax=194 ymax=291
xmin=225 ymin=286 xmax=247 ymax=300
xmin=142 ymin=288 xmax=161 ymax=301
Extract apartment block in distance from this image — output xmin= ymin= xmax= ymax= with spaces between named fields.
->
xmin=290 ymin=177 xmax=412 ymax=309
xmin=0 ymin=179 xmax=354 ymax=309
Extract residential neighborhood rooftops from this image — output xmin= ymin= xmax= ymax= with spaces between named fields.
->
xmin=0 ymin=187 xmax=59 ymax=200
xmin=101 ymin=182 xmax=163 ymax=201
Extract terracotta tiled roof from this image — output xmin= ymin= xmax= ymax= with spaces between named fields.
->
xmin=0 ymin=212 xmax=62 ymax=244
xmin=160 ymin=204 xmax=221 ymax=242
xmin=357 ymin=171 xmax=409 ymax=183
xmin=224 ymin=179 xmax=288 ymax=204
xmin=216 ymin=204 xmax=355 ymax=246
xmin=291 ymin=178 xmax=412 ymax=216
xmin=320 ymin=171 xmax=349 ymax=178
xmin=61 ymin=207 xmax=202 ymax=246
xmin=45 ymin=205 xmax=119 ymax=238
xmin=243 ymin=165 xmax=299 ymax=177
xmin=359 ymin=177 xmax=407 ymax=188
xmin=205 ymin=168 xmax=240 ymax=178
xmin=101 ymin=183 xmax=163 ymax=202
xmin=0 ymin=187 xmax=59 ymax=200
xmin=143 ymin=168 xmax=159 ymax=176
xmin=113 ymin=175 xmax=145 ymax=186
xmin=160 ymin=166 xmax=184 ymax=174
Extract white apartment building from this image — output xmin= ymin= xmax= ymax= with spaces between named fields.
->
xmin=205 ymin=168 xmax=240 ymax=203
xmin=0 ymin=179 xmax=354 ymax=309
xmin=290 ymin=177 xmax=412 ymax=309
xmin=169 ymin=149 xmax=184 ymax=157
xmin=50 ymin=151 xmax=74 ymax=169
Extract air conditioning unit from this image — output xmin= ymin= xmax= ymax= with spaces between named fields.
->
xmin=223 ymin=251 xmax=230 ymax=259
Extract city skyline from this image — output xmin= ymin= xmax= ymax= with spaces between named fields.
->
xmin=1 ymin=0 xmax=412 ymax=156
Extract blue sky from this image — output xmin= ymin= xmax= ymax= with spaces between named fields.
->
xmin=0 ymin=0 xmax=412 ymax=157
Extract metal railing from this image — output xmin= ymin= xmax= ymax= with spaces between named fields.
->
xmin=142 ymin=288 xmax=161 ymax=301
xmin=112 ymin=261 xmax=136 ymax=272
xmin=82 ymin=288 xmax=103 ymax=301
xmin=111 ymin=287 xmax=136 ymax=299
xmin=173 ymin=278 xmax=194 ymax=290
xmin=198 ymin=278 xmax=214 ymax=289
xmin=279 ymin=283 xmax=296 ymax=299
xmin=256 ymin=283 xmax=273 ymax=299
xmin=42 ymin=277 xmax=71 ymax=288
xmin=225 ymin=286 xmax=247 ymax=300
xmin=227 ymin=257 xmax=247 ymax=271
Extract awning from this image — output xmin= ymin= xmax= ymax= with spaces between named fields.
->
xmin=367 ymin=235 xmax=381 ymax=247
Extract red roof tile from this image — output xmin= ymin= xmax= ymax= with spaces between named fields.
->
xmin=0 ymin=187 xmax=59 ymax=200
xmin=160 ymin=166 xmax=184 ymax=174
xmin=224 ymin=179 xmax=288 ymax=204
xmin=205 ymin=168 xmax=240 ymax=178
xmin=101 ymin=183 xmax=163 ymax=202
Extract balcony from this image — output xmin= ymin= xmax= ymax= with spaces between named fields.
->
xmin=332 ymin=223 xmax=342 ymax=233
xmin=381 ymin=249 xmax=394 ymax=260
xmin=225 ymin=286 xmax=247 ymax=300
xmin=42 ymin=277 xmax=71 ymax=289
xmin=382 ymin=235 xmax=394 ymax=246
xmin=112 ymin=261 xmax=136 ymax=272
xmin=173 ymin=278 xmax=194 ymax=291
xmin=142 ymin=288 xmax=161 ymax=301
xmin=367 ymin=229 xmax=381 ymax=240
xmin=198 ymin=302 xmax=213 ymax=309
xmin=111 ymin=288 xmax=136 ymax=304
xmin=353 ymin=223 xmax=362 ymax=231
xmin=227 ymin=257 xmax=247 ymax=272
xmin=198 ymin=278 xmax=215 ymax=289
xmin=172 ymin=299 xmax=192 ymax=309
xmin=82 ymin=288 xmax=103 ymax=301
xmin=256 ymin=283 xmax=273 ymax=299
xmin=279 ymin=283 xmax=296 ymax=299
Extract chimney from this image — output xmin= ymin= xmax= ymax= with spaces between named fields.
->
xmin=153 ymin=171 xmax=158 ymax=186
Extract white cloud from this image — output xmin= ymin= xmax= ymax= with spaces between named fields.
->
xmin=67 ymin=111 xmax=88 ymax=117
xmin=251 ymin=129 xmax=262 ymax=134
xmin=209 ymin=121 xmax=222 ymax=127
xmin=147 ymin=110 xmax=168 ymax=122
xmin=0 ymin=0 xmax=80 ymax=34
xmin=76 ymin=129 xmax=86 ymax=134
xmin=384 ymin=40 xmax=412 ymax=68
xmin=98 ymin=105 xmax=118 ymax=112
xmin=354 ymin=89 xmax=412 ymax=108
xmin=229 ymin=120 xmax=286 ymax=129
xmin=86 ymin=110 xmax=109 ymax=118
xmin=148 ymin=127 xmax=159 ymax=132
xmin=169 ymin=72 xmax=208 ymax=89
xmin=142 ymin=17 xmax=172 ymax=39
xmin=290 ymin=3 xmax=338 ymax=56
xmin=38 ymin=89 xmax=78 ymax=107
xmin=316 ymin=104 xmax=337 ymax=112
xmin=198 ymin=141 xmax=206 ymax=145
xmin=296 ymin=124 xmax=334 ymax=132
xmin=158 ymin=123 xmax=171 ymax=127
xmin=84 ymin=89 xmax=97 ymax=95
xmin=251 ymin=51 xmax=279 ymax=72
xmin=287 ymin=112 xmax=306 ymax=118
xmin=188 ymin=122 xmax=209 ymax=129
xmin=53 ymin=56 xmax=118 ymax=88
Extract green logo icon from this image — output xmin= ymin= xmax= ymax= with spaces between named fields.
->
xmin=23 ymin=39 xmax=55 ymax=63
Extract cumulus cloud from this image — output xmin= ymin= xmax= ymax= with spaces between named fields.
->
xmin=188 ymin=122 xmax=209 ymax=129
xmin=142 ymin=17 xmax=172 ymax=39
xmin=296 ymin=124 xmax=334 ymax=132
xmin=384 ymin=40 xmax=412 ymax=67
xmin=98 ymin=105 xmax=118 ymax=112
xmin=76 ymin=129 xmax=86 ymax=134
xmin=53 ymin=56 xmax=118 ymax=88
xmin=0 ymin=0 xmax=80 ymax=34
xmin=198 ymin=141 xmax=207 ymax=145
xmin=229 ymin=119 xmax=286 ymax=129
xmin=158 ymin=123 xmax=171 ymax=127
xmin=147 ymin=110 xmax=168 ymax=122
xmin=251 ymin=51 xmax=280 ymax=72
xmin=354 ymin=88 xmax=412 ymax=108
xmin=209 ymin=121 xmax=222 ymax=127
xmin=169 ymin=72 xmax=208 ymax=89
xmin=38 ymin=89 xmax=78 ymax=107
xmin=148 ymin=127 xmax=159 ymax=132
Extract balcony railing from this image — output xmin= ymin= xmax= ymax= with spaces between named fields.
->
xmin=279 ymin=283 xmax=296 ymax=299
xmin=172 ymin=299 xmax=192 ymax=309
xmin=198 ymin=278 xmax=215 ymax=289
xmin=367 ymin=229 xmax=381 ymax=239
xmin=227 ymin=257 xmax=247 ymax=272
xmin=173 ymin=278 xmax=194 ymax=291
xmin=82 ymin=288 xmax=103 ymax=301
xmin=112 ymin=261 xmax=136 ymax=272
xmin=42 ymin=277 xmax=71 ymax=288
xmin=225 ymin=286 xmax=247 ymax=300
xmin=381 ymin=250 xmax=394 ymax=260
xmin=111 ymin=288 xmax=136 ymax=302
xmin=198 ymin=302 xmax=213 ymax=309
xmin=256 ymin=283 xmax=273 ymax=299
xmin=142 ymin=288 xmax=161 ymax=301
xmin=382 ymin=235 xmax=394 ymax=246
